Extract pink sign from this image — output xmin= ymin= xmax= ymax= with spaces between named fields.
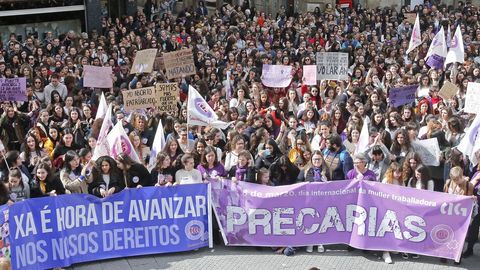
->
xmin=302 ymin=65 xmax=317 ymax=85
xmin=83 ymin=65 xmax=113 ymax=88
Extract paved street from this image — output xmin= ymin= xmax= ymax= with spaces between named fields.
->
xmin=72 ymin=244 xmax=480 ymax=270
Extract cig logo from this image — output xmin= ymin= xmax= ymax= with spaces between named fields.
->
xmin=440 ymin=202 xmax=467 ymax=217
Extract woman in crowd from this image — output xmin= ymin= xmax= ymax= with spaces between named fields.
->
xmin=151 ymin=153 xmax=176 ymax=186
xmin=30 ymin=162 xmax=65 ymax=197
xmin=116 ymin=153 xmax=152 ymax=188
xmin=197 ymin=146 xmax=226 ymax=181
xmin=175 ymin=154 xmax=203 ymax=185
xmin=228 ymin=150 xmax=256 ymax=183
xmin=59 ymin=150 xmax=90 ymax=194
xmin=89 ymin=156 xmax=123 ymax=197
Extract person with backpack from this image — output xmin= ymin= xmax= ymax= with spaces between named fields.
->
xmin=323 ymin=134 xmax=353 ymax=180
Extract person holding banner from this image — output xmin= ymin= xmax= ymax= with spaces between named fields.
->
xmin=197 ymin=146 xmax=226 ymax=181
xmin=30 ymin=162 xmax=65 ymax=198
xmin=228 ymin=150 xmax=256 ymax=183
xmin=151 ymin=153 xmax=176 ymax=186
xmin=88 ymin=156 xmax=123 ymax=197
xmin=116 ymin=153 xmax=152 ymax=188
xmin=174 ymin=154 xmax=203 ymax=185
xmin=59 ymin=151 xmax=92 ymax=194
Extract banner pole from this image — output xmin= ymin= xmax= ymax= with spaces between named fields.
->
xmin=208 ymin=183 xmax=213 ymax=249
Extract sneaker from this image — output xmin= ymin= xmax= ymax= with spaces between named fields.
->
xmin=411 ymin=254 xmax=420 ymax=259
xmin=306 ymin=246 xmax=313 ymax=253
xmin=462 ymin=248 xmax=474 ymax=258
xmin=317 ymin=245 xmax=325 ymax=253
xmin=402 ymin=253 xmax=409 ymax=259
xmin=284 ymin=247 xmax=295 ymax=256
xmin=382 ymin=252 xmax=393 ymax=264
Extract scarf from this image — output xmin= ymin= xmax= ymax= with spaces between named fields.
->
xmin=235 ymin=166 xmax=248 ymax=182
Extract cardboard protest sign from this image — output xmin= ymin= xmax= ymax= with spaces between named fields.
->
xmin=83 ymin=65 xmax=113 ymax=88
xmin=413 ymin=138 xmax=441 ymax=166
xmin=303 ymin=65 xmax=317 ymax=85
xmin=261 ymin=65 xmax=293 ymax=88
xmin=389 ymin=85 xmax=417 ymax=107
xmin=163 ymin=49 xmax=196 ymax=79
xmin=438 ymin=81 xmax=458 ymax=100
xmin=316 ymin=52 xmax=349 ymax=80
xmin=130 ymin=49 xmax=158 ymax=74
xmin=0 ymin=77 xmax=26 ymax=101
xmin=122 ymin=87 xmax=156 ymax=112
xmin=464 ymin=82 xmax=480 ymax=114
xmin=156 ymin=83 xmax=179 ymax=113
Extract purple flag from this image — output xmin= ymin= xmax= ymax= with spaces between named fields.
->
xmin=389 ymin=85 xmax=418 ymax=107
xmin=426 ymin=54 xmax=446 ymax=70
xmin=0 ymin=77 xmax=27 ymax=101
xmin=211 ymin=179 xmax=473 ymax=261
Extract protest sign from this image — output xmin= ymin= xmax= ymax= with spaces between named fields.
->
xmin=130 ymin=49 xmax=157 ymax=74
xmin=122 ymin=87 xmax=157 ymax=112
xmin=156 ymin=83 xmax=179 ymax=113
xmin=302 ymin=65 xmax=317 ymax=85
xmin=261 ymin=65 xmax=293 ymax=88
xmin=211 ymin=179 xmax=473 ymax=262
xmin=438 ymin=81 xmax=458 ymax=100
xmin=316 ymin=52 xmax=349 ymax=80
xmin=389 ymin=85 xmax=417 ymax=107
xmin=83 ymin=65 xmax=113 ymax=88
xmin=0 ymin=77 xmax=26 ymax=101
xmin=163 ymin=49 xmax=196 ymax=79
xmin=8 ymin=185 xmax=211 ymax=270
xmin=413 ymin=138 xmax=441 ymax=166
xmin=464 ymin=82 xmax=480 ymax=114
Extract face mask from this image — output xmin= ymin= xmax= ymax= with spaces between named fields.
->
xmin=264 ymin=149 xmax=271 ymax=157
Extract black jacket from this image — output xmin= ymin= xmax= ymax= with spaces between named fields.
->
xmin=30 ymin=176 xmax=66 ymax=198
xmin=88 ymin=173 xmax=123 ymax=198
xmin=228 ymin=166 xmax=256 ymax=183
xmin=121 ymin=164 xmax=152 ymax=188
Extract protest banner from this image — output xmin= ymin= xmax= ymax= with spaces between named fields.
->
xmin=413 ymin=138 xmax=441 ymax=166
xmin=302 ymin=65 xmax=317 ymax=85
xmin=464 ymin=82 xmax=480 ymax=114
xmin=8 ymin=184 xmax=211 ymax=270
xmin=211 ymin=179 xmax=473 ymax=262
xmin=389 ymin=85 xmax=417 ymax=107
xmin=316 ymin=52 xmax=349 ymax=80
xmin=83 ymin=65 xmax=113 ymax=88
xmin=130 ymin=49 xmax=157 ymax=74
xmin=156 ymin=83 xmax=179 ymax=113
xmin=163 ymin=49 xmax=196 ymax=79
xmin=122 ymin=86 xmax=157 ymax=112
xmin=261 ymin=65 xmax=293 ymax=88
xmin=438 ymin=81 xmax=458 ymax=100
xmin=0 ymin=77 xmax=26 ymax=101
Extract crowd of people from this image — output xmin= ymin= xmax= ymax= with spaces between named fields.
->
xmin=0 ymin=0 xmax=479 ymax=265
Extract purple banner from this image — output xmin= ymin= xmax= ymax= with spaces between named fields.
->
xmin=211 ymin=179 xmax=474 ymax=261
xmin=0 ymin=77 xmax=27 ymax=101
xmin=389 ymin=85 xmax=417 ymax=107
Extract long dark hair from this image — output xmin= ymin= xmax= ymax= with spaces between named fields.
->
xmin=63 ymin=150 xmax=81 ymax=174
xmin=200 ymin=146 xmax=219 ymax=167
xmin=92 ymin=156 xmax=122 ymax=180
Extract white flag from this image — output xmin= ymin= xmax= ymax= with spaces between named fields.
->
xmin=187 ymin=85 xmax=231 ymax=129
xmin=356 ymin=119 xmax=370 ymax=154
xmin=446 ymin=25 xmax=452 ymax=48
xmin=445 ymin=25 xmax=465 ymax=66
xmin=425 ymin=27 xmax=447 ymax=69
xmin=406 ymin=14 xmax=422 ymax=54
xmin=148 ymin=121 xmax=166 ymax=172
xmin=92 ymin=103 xmax=113 ymax=160
xmin=95 ymin=92 xmax=108 ymax=120
xmin=457 ymin=113 xmax=480 ymax=165
xmin=106 ymin=121 xmax=141 ymax=163
xmin=0 ymin=138 xmax=4 ymax=152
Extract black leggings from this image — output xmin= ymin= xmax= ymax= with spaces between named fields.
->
xmin=466 ymin=214 xmax=480 ymax=250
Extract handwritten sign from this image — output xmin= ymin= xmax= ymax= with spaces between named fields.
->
xmin=130 ymin=49 xmax=158 ymax=74
xmin=464 ymin=82 xmax=480 ymax=114
xmin=163 ymin=49 xmax=196 ymax=79
xmin=389 ymin=85 xmax=418 ymax=107
xmin=316 ymin=52 xmax=349 ymax=80
xmin=0 ymin=77 xmax=26 ymax=101
xmin=438 ymin=81 xmax=459 ymax=100
xmin=413 ymin=138 xmax=441 ymax=166
xmin=122 ymin=87 xmax=156 ymax=112
xmin=156 ymin=83 xmax=179 ymax=113
xmin=303 ymin=65 xmax=317 ymax=85
xmin=261 ymin=65 xmax=293 ymax=88
xmin=83 ymin=65 xmax=113 ymax=88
